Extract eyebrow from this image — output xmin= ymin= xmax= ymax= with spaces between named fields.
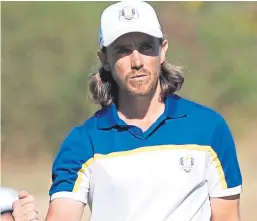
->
xmin=140 ymin=40 xmax=154 ymax=45
xmin=114 ymin=44 xmax=131 ymax=50
xmin=114 ymin=40 xmax=155 ymax=50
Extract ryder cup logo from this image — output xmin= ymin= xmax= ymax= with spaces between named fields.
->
xmin=119 ymin=6 xmax=139 ymax=21
xmin=180 ymin=155 xmax=194 ymax=173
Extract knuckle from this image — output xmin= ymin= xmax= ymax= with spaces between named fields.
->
xmin=12 ymin=200 xmax=20 ymax=208
xmin=12 ymin=210 xmax=20 ymax=217
xmin=28 ymin=195 xmax=35 ymax=202
xmin=25 ymin=211 xmax=38 ymax=220
xmin=23 ymin=204 xmax=36 ymax=215
xmin=12 ymin=211 xmax=22 ymax=220
xmin=25 ymin=202 xmax=35 ymax=209
xmin=20 ymin=194 xmax=35 ymax=206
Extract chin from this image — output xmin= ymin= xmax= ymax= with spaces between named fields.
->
xmin=129 ymin=92 xmax=149 ymax=97
xmin=124 ymin=79 xmax=159 ymax=97
xmin=128 ymin=86 xmax=154 ymax=97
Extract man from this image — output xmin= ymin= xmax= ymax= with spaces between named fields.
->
xmin=1 ymin=187 xmax=18 ymax=221
xmin=12 ymin=1 xmax=242 ymax=221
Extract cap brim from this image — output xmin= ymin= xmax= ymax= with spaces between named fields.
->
xmin=102 ymin=23 xmax=163 ymax=48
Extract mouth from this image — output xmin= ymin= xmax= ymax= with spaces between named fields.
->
xmin=130 ymin=74 xmax=148 ymax=79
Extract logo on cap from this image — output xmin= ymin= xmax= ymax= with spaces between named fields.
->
xmin=119 ymin=6 xmax=139 ymax=21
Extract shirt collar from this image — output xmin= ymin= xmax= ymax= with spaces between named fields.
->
xmin=97 ymin=94 xmax=187 ymax=129
xmin=96 ymin=103 xmax=120 ymax=129
xmin=164 ymin=94 xmax=188 ymax=119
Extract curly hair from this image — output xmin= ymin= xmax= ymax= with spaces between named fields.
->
xmin=89 ymin=41 xmax=184 ymax=107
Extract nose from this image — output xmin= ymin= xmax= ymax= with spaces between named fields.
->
xmin=131 ymin=49 xmax=143 ymax=70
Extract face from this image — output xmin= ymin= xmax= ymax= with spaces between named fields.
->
xmin=98 ymin=32 xmax=168 ymax=97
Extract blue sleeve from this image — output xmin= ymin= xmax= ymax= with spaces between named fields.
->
xmin=49 ymin=126 xmax=93 ymax=203
xmin=207 ymin=116 xmax=242 ymax=197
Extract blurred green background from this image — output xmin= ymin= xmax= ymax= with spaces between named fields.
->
xmin=1 ymin=2 xmax=257 ymax=221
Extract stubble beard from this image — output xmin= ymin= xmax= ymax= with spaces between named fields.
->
xmin=125 ymin=68 xmax=159 ymax=97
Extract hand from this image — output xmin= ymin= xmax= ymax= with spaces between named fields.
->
xmin=12 ymin=191 xmax=39 ymax=221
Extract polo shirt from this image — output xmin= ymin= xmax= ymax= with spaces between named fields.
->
xmin=49 ymin=94 xmax=242 ymax=221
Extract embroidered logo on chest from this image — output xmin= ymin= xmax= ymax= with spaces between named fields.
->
xmin=180 ymin=155 xmax=194 ymax=173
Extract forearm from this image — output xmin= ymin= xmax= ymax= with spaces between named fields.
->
xmin=45 ymin=198 xmax=84 ymax=221
xmin=210 ymin=196 xmax=241 ymax=221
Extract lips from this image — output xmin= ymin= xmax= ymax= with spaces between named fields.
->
xmin=130 ymin=74 xmax=147 ymax=79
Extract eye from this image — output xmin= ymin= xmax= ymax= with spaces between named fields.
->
xmin=116 ymin=48 xmax=131 ymax=55
xmin=140 ymin=44 xmax=152 ymax=51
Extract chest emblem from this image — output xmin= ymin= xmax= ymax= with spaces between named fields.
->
xmin=180 ymin=155 xmax=194 ymax=173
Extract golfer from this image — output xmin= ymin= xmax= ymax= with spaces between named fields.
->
xmin=12 ymin=1 xmax=242 ymax=221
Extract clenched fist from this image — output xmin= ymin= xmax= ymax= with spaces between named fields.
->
xmin=12 ymin=191 xmax=39 ymax=221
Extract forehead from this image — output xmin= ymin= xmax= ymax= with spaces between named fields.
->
xmin=111 ymin=32 xmax=158 ymax=47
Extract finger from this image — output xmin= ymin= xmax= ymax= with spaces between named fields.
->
xmin=12 ymin=201 xmax=23 ymax=221
xmin=12 ymin=211 xmax=23 ymax=221
xmin=19 ymin=191 xmax=29 ymax=199
xmin=22 ymin=203 xmax=37 ymax=215
xmin=24 ymin=210 xmax=38 ymax=221
xmin=20 ymin=195 xmax=36 ymax=207
xmin=12 ymin=200 xmax=22 ymax=211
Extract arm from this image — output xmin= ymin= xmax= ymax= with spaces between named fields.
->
xmin=12 ymin=126 xmax=93 ymax=221
xmin=46 ymin=198 xmax=84 ymax=221
xmin=210 ymin=195 xmax=240 ymax=221
xmin=46 ymin=126 xmax=93 ymax=221
xmin=207 ymin=116 xmax=242 ymax=221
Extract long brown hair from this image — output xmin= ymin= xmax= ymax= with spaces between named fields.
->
xmin=89 ymin=40 xmax=184 ymax=108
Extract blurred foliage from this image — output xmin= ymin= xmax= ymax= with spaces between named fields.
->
xmin=1 ymin=2 xmax=257 ymax=158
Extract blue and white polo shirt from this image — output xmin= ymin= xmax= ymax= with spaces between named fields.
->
xmin=49 ymin=94 xmax=242 ymax=221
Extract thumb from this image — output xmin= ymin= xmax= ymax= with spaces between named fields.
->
xmin=18 ymin=190 xmax=29 ymax=199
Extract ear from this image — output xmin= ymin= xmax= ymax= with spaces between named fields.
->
xmin=97 ymin=50 xmax=106 ymax=65
xmin=97 ymin=50 xmax=110 ymax=71
xmin=160 ymin=39 xmax=168 ymax=64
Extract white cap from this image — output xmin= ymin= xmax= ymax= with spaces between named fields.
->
xmin=99 ymin=1 xmax=163 ymax=49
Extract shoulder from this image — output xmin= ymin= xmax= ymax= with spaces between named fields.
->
xmin=172 ymin=95 xmax=231 ymax=146
xmin=177 ymin=95 xmax=226 ymax=126
xmin=66 ymin=108 xmax=105 ymax=138
xmin=177 ymin=96 xmax=235 ymax=152
xmin=57 ymin=108 xmax=105 ymax=154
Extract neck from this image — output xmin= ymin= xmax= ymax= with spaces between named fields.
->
xmin=117 ymin=82 xmax=164 ymax=120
